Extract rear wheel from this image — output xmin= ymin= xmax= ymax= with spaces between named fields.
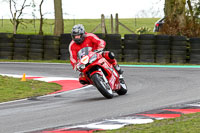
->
xmin=116 ymin=79 xmax=128 ymax=95
xmin=91 ymin=73 xmax=113 ymax=99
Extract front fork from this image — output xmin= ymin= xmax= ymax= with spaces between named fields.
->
xmin=99 ymin=68 xmax=108 ymax=84
xmin=89 ymin=67 xmax=108 ymax=84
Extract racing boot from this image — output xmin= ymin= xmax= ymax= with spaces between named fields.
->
xmin=79 ymin=72 xmax=89 ymax=85
xmin=114 ymin=64 xmax=127 ymax=90
xmin=114 ymin=64 xmax=125 ymax=84
xmin=114 ymin=64 xmax=123 ymax=75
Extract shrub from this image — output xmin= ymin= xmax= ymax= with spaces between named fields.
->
xmin=136 ymin=27 xmax=151 ymax=34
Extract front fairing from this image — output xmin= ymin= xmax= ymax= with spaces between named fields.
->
xmin=87 ymin=58 xmax=120 ymax=90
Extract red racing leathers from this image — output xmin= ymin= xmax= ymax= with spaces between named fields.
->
xmin=69 ymin=32 xmax=117 ymax=70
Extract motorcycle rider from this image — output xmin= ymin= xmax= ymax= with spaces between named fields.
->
xmin=69 ymin=24 xmax=124 ymax=84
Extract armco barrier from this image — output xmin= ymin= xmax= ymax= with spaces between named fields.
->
xmin=0 ymin=33 xmax=199 ymax=64
xmin=123 ymin=34 xmax=139 ymax=62
xmin=0 ymin=33 xmax=13 ymax=60
xmin=60 ymin=34 xmax=71 ymax=60
xmin=13 ymin=34 xmax=29 ymax=60
xmin=171 ymin=36 xmax=188 ymax=63
xmin=155 ymin=35 xmax=171 ymax=63
xmin=43 ymin=35 xmax=60 ymax=60
xmin=139 ymin=34 xmax=156 ymax=63
xmin=105 ymin=34 xmax=122 ymax=61
xmin=28 ymin=35 xmax=44 ymax=60
xmin=189 ymin=38 xmax=200 ymax=64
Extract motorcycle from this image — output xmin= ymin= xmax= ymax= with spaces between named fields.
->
xmin=76 ymin=47 xmax=127 ymax=99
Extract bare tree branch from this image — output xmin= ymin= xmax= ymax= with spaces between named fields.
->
xmin=17 ymin=0 xmax=29 ymax=20
xmin=187 ymin=0 xmax=195 ymax=24
xmin=9 ymin=0 xmax=14 ymax=19
xmin=8 ymin=0 xmax=32 ymax=33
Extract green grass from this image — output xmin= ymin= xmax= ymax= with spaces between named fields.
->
xmin=96 ymin=112 xmax=200 ymax=133
xmin=0 ymin=75 xmax=61 ymax=102
xmin=0 ymin=18 xmax=159 ymax=36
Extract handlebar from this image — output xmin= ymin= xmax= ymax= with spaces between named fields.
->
xmin=93 ymin=50 xmax=103 ymax=54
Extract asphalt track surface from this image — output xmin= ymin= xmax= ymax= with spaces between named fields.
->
xmin=0 ymin=62 xmax=200 ymax=133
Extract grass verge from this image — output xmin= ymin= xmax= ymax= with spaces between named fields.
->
xmin=96 ymin=112 xmax=200 ymax=133
xmin=0 ymin=75 xmax=61 ymax=103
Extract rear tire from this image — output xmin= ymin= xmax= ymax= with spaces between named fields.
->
xmin=116 ymin=80 xmax=127 ymax=95
xmin=91 ymin=73 xmax=113 ymax=99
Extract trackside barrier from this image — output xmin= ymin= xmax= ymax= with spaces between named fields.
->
xmin=0 ymin=33 xmax=199 ymax=64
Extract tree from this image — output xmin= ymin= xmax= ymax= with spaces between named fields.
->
xmin=39 ymin=0 xmax=44 ymax=35
xmin=193 ymin=0 xmax=200 ymax=18
xmin=8 ymin=0 xmax=31 ymax=34
xmin=165 ymin=0 xmax=186 ymax=26
xmin=162 ymin=0 xmax=200 ymax=37
xmin=164 ymin=0 xmax=186 ymax=33
xmin=53 ymin=0 xmax=64 ymax=36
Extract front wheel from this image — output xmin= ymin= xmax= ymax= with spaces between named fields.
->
xmin=91 ymin=73 xmax=113 ymax=99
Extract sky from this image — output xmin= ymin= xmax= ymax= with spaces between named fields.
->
xmin=0 ymin=0 xmax=165 ymax=19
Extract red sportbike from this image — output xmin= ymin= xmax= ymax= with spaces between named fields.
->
xmin=76 ymin=47 xmax=127 ymax=99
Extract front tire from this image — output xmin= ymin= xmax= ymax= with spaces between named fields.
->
xmin=91 ymin=73 xmax=113 ymax=99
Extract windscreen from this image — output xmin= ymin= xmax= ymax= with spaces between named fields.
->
xmin=77 ymin=47 xmax=92 ymax=60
